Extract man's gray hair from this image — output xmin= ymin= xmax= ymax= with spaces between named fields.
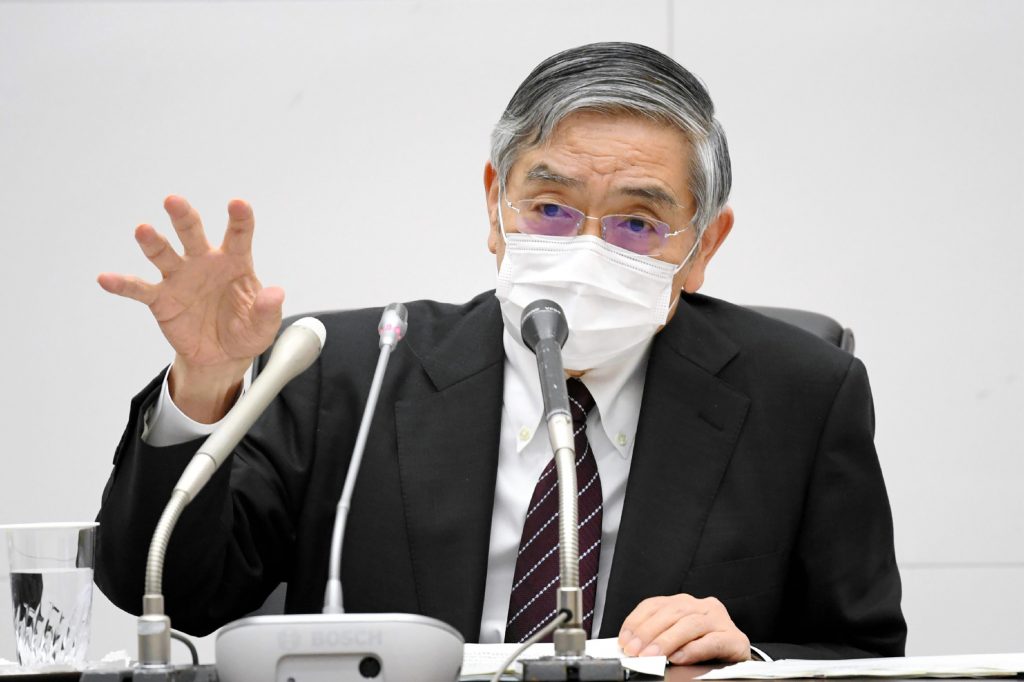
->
xmin=491 ymin=42 xmax=731 ymax=236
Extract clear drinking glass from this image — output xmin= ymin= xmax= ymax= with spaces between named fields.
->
xmin=3 ymin=522 xmax=97 ymax=668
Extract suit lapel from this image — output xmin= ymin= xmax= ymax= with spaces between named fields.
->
xmin=600 ymin=298 xmax=751 ymax=635
xmin=394 ymin=296 xmax=505 ymax=641
xmin=389 ymin=294 xmax=752 ymax=639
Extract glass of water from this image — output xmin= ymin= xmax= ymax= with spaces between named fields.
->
xmin=3 ymin=522 xmax=97 ymax=668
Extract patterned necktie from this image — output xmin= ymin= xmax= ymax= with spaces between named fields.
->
xmin=505 ymin=378 xmax=601 ymax=643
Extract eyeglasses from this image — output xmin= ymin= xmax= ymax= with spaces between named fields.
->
xmin=504 ymin=198 xmax=690 ymax=256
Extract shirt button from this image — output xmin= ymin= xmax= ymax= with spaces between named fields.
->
xmin=616 ymin=433 xmax=628 ymax=447
xmin=519 ymin=427 xmax=532 ymax=441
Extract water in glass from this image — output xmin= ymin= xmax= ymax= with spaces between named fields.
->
xmin=9 ymin=567 xmax=94 ymax=667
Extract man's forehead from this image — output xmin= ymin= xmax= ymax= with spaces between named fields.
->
xmin=505 ymin=112 xmax=691 ymax=202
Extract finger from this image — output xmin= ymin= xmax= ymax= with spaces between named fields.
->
xmin=619 ymin=597 xmax=671 ymax=649
xmin=97 ymin=273 xmax=158 ymax=306
xmin=164 ymin=194 xmax=211 ymax=256
xmin=669 ymin=630 xmax=750 ymax=666
xmin=620 ymin=594 xmax=704 ymax=654
xmin=623 ymin=597 xmax=700 ymax=655
xmin=221 ymin=198 xmax=255 ymax=256
xmin=135 ymin=223 xmax=183 ymax=277
xmin=637 ymin=611 xmax=711 ymax=658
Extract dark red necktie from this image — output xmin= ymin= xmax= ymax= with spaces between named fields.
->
xmin=505 ymin=378 xmax=601 ymax=643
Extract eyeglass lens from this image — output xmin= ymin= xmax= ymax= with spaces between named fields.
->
xmin=516 ymin=201 xmax=580 ymax=237
xmin=513 ymin=200 xmax=668 ymax=255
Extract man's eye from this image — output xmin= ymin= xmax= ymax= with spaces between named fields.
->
xmin=540 ymin=203 xmax=567 ymax=218
xmin=628 ymin=217 xmax=651 ymax=232
xmin=615 ymin=216 xmax=656 ymax=233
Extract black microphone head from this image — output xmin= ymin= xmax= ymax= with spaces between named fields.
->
xmin=521 ymin=299 xmax=568 ymax=353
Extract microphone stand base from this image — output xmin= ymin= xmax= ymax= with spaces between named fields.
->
xmin=215 ymin=612 xmax=463 ymax=682
xmin=521 ymin=656 xmax=625 ymax=681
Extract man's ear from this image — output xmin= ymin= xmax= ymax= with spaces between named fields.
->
xmin=683 ymin=206 xmax=734 ymax=293
xmin=484 ymin=163 xmax=501 ymax=255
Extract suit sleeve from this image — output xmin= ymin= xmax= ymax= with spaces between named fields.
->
xmin=94 ymin=358 xmax=322 ymax=636
xmin=753 ymin=357 xmax=907 ymax=659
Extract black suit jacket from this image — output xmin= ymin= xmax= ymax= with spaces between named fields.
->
xmin=96 ymin=291 xmax=906 ymax=660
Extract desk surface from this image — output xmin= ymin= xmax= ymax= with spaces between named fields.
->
xmin=662 ymin=666 xmax=1022 ymax=682
xmin=4 ymin=657 xmax=1021 ymax=682
xmin=666 ymin=664 xmax=718 ymax=681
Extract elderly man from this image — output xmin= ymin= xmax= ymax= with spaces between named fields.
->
xmin=95 ymin=42 xmax=906 ymax=663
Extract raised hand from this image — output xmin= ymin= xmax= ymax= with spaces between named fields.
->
xmin=98 ymin=195 xmax=284 ymax=422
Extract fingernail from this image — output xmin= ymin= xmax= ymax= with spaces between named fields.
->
xmin=626 ymin=637 xmax=643 ymax=655
xmin=640 ymin=643 xmax=661 ymax=657
xmin=619 ymin=629 xmax=633 ymax=644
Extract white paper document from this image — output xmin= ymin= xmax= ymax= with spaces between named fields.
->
xmin=698 ymin=653 xmax=1024 ymax=679
xmin=462 ymin=637 xmax=667 ymax=678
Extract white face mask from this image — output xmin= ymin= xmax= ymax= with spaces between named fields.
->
xmin=495 ymin=209 xmax=699 ymax=371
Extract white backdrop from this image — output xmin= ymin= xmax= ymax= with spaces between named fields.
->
xmin=0 ymin=0 xmax=1021 ymax=664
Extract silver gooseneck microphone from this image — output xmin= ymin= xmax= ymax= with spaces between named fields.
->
xmin=323 ymin=302 xmax=407 ymax=613
xmin=138 ymin=317 xmax=327 ymax=669
xmin=518 ymin=300 xmax=624 ymax=681
xmin=519 ymin=300 xmax=584 ymax=654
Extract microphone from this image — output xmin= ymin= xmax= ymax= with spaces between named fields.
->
xmin=138 ymin=317 xmax=327 ymax=669
xmin=377 ymin=301 xmax=408 ymax=348
xmin=214 ymin=303 xmax=463 ymax=682
xmin=521 ymin=299 xmax=570 ymax=423
xmin=520 ymin=301 xmax=581 ymax=651
xmin=517 ymin=301 xmax=625 ymax=681
xmin=323 ymin=303 xmax=407 ymax=613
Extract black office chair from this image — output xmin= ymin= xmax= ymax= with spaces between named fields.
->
xmin=746 ymin=306 xmax=855 ymax=354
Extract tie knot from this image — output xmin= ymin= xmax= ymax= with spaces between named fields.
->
xmin=566 ymin=378 xmax=596 ymax=428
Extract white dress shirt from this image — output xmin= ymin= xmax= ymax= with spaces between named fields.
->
xmin=478 ymin=331 xmax=649 ymax=642
xmin=141 ymin=363 xmax=253 ymax=446
xmin=143 ymin=333 xmax=651 ymax=644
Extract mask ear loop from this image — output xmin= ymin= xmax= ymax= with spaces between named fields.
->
xmin=497 ymin=187 xmax=511 ymax=244
xmin=672 ymin=228 xmax=702 ymax=275
xmin=641 ymin=229 xmax=703 ymax=325
xmin=666 ymin=228 xmax=704 ymax=316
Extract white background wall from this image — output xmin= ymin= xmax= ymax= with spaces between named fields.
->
xmin=0 ymin=0 xmax=1021 ymax=665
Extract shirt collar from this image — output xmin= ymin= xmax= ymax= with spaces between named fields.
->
xmin=501 ymin=329 xmax=650 ymax=458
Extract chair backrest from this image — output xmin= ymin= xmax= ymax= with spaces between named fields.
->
xmin=746 ymin=306 xmax=856 ymax=354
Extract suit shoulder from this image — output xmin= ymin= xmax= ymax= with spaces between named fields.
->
xmin=685 ymin=294 xmax=858 ymax=382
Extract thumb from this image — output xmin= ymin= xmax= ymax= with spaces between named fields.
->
xmin=252 ymin=286 xmax=285 ymax=338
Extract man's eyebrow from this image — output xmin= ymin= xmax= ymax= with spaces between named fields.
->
xmin=616 ymin=186 xmax=681 ymax=209
xmin=524 ymin=163 xmax=681 ymax=208
xmin=524 ymin=164 xmax=583 ymax=188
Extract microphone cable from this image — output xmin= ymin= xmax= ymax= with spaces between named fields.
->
xmin=488 ymin=610 xmax=571 ymax=682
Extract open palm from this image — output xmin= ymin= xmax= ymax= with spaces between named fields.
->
xmin=98 ymin=195 xmax=284 ymax=384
